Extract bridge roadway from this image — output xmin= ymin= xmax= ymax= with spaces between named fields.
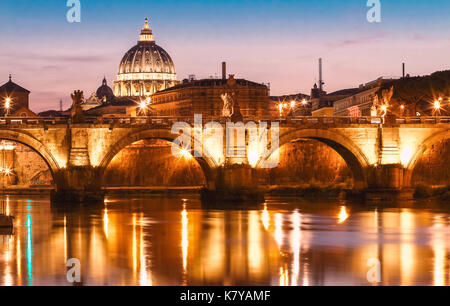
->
xmin=0 ymin=115 xmax=448 ymax=202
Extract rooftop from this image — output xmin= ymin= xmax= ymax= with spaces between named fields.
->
xmin=0 ymin=75 xmax=30 ymax=93
xmin=154 ymin=78 xmax=268 ymax=94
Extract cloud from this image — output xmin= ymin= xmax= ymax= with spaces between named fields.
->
xmin=0 ymin=52 xmax=113 ymax=63
xmin=326 ymin=33 xmax=387 ymax=48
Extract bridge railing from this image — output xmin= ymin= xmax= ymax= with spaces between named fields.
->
xmin=279 ymin=116 xmax=383 ymax=125
xmin=0 ymin=117 xmax=70 ymax=126
xmin=0 ymin=116 xmax=195 ymax=126
xmin=0 ymin=116 xmax=449 ymax=127
xmin=395 ymin=117 xmax=450 ymax=124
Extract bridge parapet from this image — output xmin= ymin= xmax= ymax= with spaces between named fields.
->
xmin=396 ymin=116 xmax=450 ymax=125
xmin=1 ymin=116 xmax=449 ymax=128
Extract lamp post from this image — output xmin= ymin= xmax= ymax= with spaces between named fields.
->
xmin=4 ymin=97 xmax=11 ymax=117
xmin=433 ymin=99 xmax=441 ymax=118
xmin=278 ymin=103 xmax=283 ymax=117
xmin=137 ymin=96 xmax=152 ymax=116
xmin=290 ymin=100 xmax=296 ymax=109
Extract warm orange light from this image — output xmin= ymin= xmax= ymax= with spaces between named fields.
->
xmin=290 ymin=100 xmax=296 ymax=108
xmin=5 ymin=97 xmax=11 ymax=109
xmin=278 ymin=104 xmax=284 ymax=116
xmin=381 ymin=105 xmax=387 ymax=112
xmin=337 ymin=206 xmax=349 ymax=224
xmin=177 ymin=147 xmax=192 ymax=159
xmin=400 ymin=105 xmax=405 ymax=110
xmin=434 ymin=100 xmax=441 ymax=110
xmin=301 ymin=99 xmax=308 ymax=106
xmin=138 ymin=101 xmax=148 ymax=115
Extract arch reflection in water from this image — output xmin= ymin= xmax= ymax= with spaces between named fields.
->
xmin=0 ymin=196 xmax=449 ymax=285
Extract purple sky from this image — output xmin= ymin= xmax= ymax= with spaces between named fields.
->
xmin=0 ymin=0 xmax=449 ymax=112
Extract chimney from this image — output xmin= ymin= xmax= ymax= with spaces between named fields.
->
xmin=402 ymin=63 xmax=405 ymax=78
xmin=222 ymin=62 xmax=227 ymax=80
xmin=319 ymin=58 xmax=324 ymax=92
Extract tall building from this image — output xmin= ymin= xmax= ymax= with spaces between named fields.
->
xmin=114 ymin=18 xmax=178 ymax=98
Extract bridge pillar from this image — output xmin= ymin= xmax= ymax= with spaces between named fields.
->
xmin=202 ymin=163 xmax=264 ymax=203
xmin=51 ymin=125 xmax=104 ymax=203
xmin=365 ymin=164 xmax=413 ymax=200
xmin=51 ymin=166 xmax=105 ymax=204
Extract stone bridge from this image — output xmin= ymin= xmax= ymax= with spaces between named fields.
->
xmin=0 ymin=115 xmax=449 ymax=202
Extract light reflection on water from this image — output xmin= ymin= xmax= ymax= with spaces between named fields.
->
xmin=0 ymin=195 xmax=449 ymax=286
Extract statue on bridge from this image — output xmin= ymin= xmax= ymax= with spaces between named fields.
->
xmin=70 ymin=90 xmax=85 ymax=123
xmin=381 ymin=86 xmax=394 ymax=106
xmin=221 ymin=93 xmax=232 ymax=117
xmin=372 ymin=86 xmax=394 ymax=119
xmin=221 ymin=75 xmax=243 ymax=122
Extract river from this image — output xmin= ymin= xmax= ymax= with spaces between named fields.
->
xmin=0 ymin=194 xmax=449 ymax=286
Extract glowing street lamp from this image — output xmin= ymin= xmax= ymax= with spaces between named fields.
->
xmin=301 ymin=99 xmax=308 ymax=106
xmin=434 ymin=99 xmax=441 ymax=117
xmin=278 ymin=103 xmax=284 ymax=117
xmin=138 ymin=101 xmax=148 ymax=115
xmin=290 ymin=100 xmax=296 ymax=109
xmin=4 ymin=97 xmax=11 ymax=117
xmin=400 ymin=104 xmax=405 ymax=116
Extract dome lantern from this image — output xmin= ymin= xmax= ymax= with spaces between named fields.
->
xmin=139 ymin=18 xmax=154 ymax=42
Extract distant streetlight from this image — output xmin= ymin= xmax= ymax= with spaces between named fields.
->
xmin=278 ymin=104 xmax=284 ymax=117
xmin=400 ymin=104 xmax=405 ymax=117
xmin=4 ymin=97 xmax=11 ymax=117
xmin=138 ymin=101 xmax=148 ymax=115
xmin=290 ymin=100 xmax=296 ymax=109
xmin=434 ymin=99 xmax=441 ymax=117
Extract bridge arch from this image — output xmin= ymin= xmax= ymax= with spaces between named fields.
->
xmin=0 ymin=130 xmax=61 ymax=179
xmin=405 ymin=129 xmax=450 ymax=186
xmin=257 ymin=128 xmax=370 ymax=189
xmin=99 ymin=129 xmax=217 ymax=189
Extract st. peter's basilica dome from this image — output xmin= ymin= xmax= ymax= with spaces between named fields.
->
xmin=114 ymin=18 xmax=177 ymax=97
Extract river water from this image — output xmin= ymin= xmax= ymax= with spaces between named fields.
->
xmin=0 ymin=194 xmax=449 ymax=286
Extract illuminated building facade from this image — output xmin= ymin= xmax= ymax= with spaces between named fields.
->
xmin=151 ymin=76 xmax=270 ymax=118
xmin=333 ymin=77 xmax=398 ymax=117
xmin=114 ymin=18 xmax=178 ymax=98
xmin=311 ymin=85 xmax=359 ymax=117
xmin=0 ymin=75 xmax=36 ymax=117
